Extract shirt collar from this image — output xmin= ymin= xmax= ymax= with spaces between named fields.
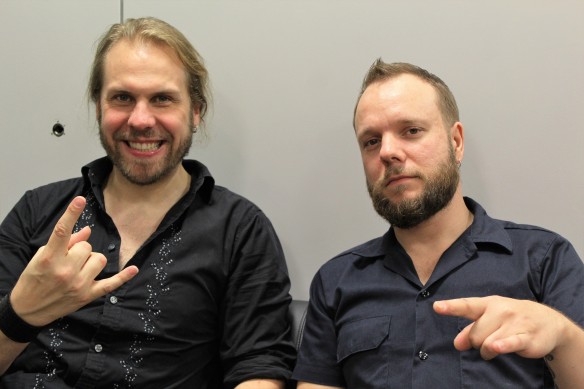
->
xmin=350 ymin=196 xmax=514 ymax=260
xmin=463 ymin=197 xmax=513 ymax=253
xmin=81 ymin=157 xmax=216 ymax=204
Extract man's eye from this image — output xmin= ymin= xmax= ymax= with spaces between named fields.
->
xmin=363 ymin=138 xmax=380 ymax=148
xmin=406 ymin=128 xmax=421 ymax=135
xmin=113 ymin=94 xmax=131 ymax=102
xmin=154 ymin=95 xmax=172 ymax=103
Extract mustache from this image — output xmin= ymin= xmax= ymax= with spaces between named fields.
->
xmin=381 ymin=166 xmax=405 ymax=181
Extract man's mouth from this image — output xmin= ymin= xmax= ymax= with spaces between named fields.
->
xmin=386 ymin=175 xmax=411 ymax=186
xmin=127 ymin=141 xmax=163 ymax=151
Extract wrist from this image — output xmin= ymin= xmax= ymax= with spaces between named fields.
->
xmin=0 ymin=291 xmax=45 ymax=343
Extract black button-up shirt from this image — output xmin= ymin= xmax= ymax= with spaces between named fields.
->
xmin=293 ymin=198 xmax=584 ymax=388
xmin=0 ymin=158 xmax=295 ymax=388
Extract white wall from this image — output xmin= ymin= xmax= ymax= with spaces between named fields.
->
xmin=2 ymin=0 xmax=583 ymax=300
xmin=0 ymin=0 xmax=119 ymax=216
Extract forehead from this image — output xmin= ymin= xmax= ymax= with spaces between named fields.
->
xmin=355 ymin=74 xmax=442 ymax=128
xmin=102 ymin=39 xmax=188 ymax=90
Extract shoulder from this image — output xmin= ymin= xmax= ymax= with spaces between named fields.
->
xmin=499 ymin=219 xmax=578 ymax=260
xmin=26 ymin=177 xmax=85 ymax=198
xmin=466 ymin=197 xmax=576 ymax=257
xmin=209 ymin=185 xmax=265 ymax=218
xmin=11 ymin=177 xmax=85 ymax=215
xmin=184 ymin=159 xmax=263 ymax=214
xmin=315 ymin=235 xmax=387 ymax=283
xmin=1 ymin=177 xmax=86 ymax=244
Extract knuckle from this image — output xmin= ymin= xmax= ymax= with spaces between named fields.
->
xmin=54 ymin=268 xmax=75 ymax=284
xmin=468 ymin=334 xmax=482 ymax=348
xmin=53 ymin=222 xmax=70 ymax=239
xmin=89 ymin=252 xmax=107 ymax=267
xmin=34 ymin=246 xmax=52 ymax=265
xmin=78 ymin=241 xmax=93 ymax=252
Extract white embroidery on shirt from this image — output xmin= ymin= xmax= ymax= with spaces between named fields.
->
xmin=116 ymin=225 xmax=181 ymax=388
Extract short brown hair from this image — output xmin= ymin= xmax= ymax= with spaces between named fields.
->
xmin=354 ymin=59 xmax=459 ymax=128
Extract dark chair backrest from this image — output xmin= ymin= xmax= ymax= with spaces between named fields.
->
xmin=286 ymin=300 xmax=308 ymax=389
xmin=288 ymin=299 xmax=308 ymax=350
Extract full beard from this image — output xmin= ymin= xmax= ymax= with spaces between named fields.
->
xmin=367 ymin=148 xmax=459 ymax=229
xmin=99 ymin=127 xmax=192 ymax=186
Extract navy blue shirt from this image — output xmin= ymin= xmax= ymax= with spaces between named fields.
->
xmin=292 ymin=198 xmax=584 ymax=388
xmin=0 ymin=158 xmax=295 ymax=389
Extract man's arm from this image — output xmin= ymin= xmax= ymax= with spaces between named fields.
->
xmin=434 ymin=296 xmax=584 ymax=388
xmin=220 ymin=207 xmax=295 ymax=385
xmin=0 ymin=331 xmax=27 ymax=375
xmin=236 ymin=380 xmax=343 ymax=389
xmin=0 ymin=196 xmax=138 ymax=373
xmin=235 ymin=379 xmax=284 ymax=389
xmin=297 ymin=383 xmax=342 ymax=389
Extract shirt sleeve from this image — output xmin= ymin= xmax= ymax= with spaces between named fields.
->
xmin=220 ymin=208 xmax=296 ymax=387
xmin=292 ymin=271 xmax=345 ymax=387
xmin=0 ymin=187 xmax=77 ymax=296
xmin=0 ymin=191 xmax=38 ymax=296
xmin=537 ymin=234 xmax=584 ymax=326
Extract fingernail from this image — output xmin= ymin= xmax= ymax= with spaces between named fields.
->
xmin=72 ymin=197 xmax=85 ymax=209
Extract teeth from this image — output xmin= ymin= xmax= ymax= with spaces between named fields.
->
xmin=128 ymin=142 xmax=161 ymax=151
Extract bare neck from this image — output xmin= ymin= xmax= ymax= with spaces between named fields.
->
xmin=393 ymin=187 xmax=473 ymax=284
xmin=103 ymin=165 xmax=191 ymax=217
xmin=103 ymin=165 xmax=191 ymax=269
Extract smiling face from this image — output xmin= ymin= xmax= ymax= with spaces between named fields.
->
xmin=97 ymin=39 xmax=200 ymax=186
xmin=354 ymin=74 xmax=463 ymax=228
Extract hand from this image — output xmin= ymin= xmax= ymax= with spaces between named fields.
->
xmin=9 ymin=196 xmax=139 ymax=327
xmin=433 ymin=296 xmax=570 ymax=360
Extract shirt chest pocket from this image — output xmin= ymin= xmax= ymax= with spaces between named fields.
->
xmin=337 ymin=315 xmax=391 ymax=362
xmin=336 ymin=315 xmax=392 ymax=387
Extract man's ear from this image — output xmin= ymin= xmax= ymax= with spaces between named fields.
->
xmin=95 ymin=102 xmax=101 ymax=123
xmin=192 ymin=105 xmax=201 ymax=128
xmin=451 ymin=121 xmax=464 ymax=162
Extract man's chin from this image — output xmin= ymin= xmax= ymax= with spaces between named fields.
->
xmin=383 ymin=189 xmax=420 ymax=205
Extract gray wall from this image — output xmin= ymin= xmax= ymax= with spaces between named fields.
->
xmin=1 ymin=0 xmax=583 ymax=300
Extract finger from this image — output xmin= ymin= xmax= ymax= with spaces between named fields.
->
xmin=92 ymin=266 xmax=139 ymax=298
xmin=78 ymin=251 xmax=107 ymax=279
xmin=63 ymin=241 xmax=94 ymax=274
xmin=479 ymin=333 xmax=508 ymax=360
xmin=454 ymin=320 xmax=503 ymax=360
xmin=487 ymin=333 xmax=529 ymax=358
xmin=68 ymin=226 xmax=92 ymax=250
xmin=45 ymin=196 xmax=87 ymax=255
xmin=453 ymin=322 xmax=474 ymax=351
xmin=434 ymin=298 xmax=488 ymax=321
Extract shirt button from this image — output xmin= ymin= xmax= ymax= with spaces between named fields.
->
xmin=418 ymin=350 xmax=429 ymax=360
xmin=421 ymin=290 xmax=431 ymax=298
xmin=95 ymin=344 xmax=103 ymax=353
xmin=109 ymin=296 xmax=118 ymax=304
xmin=107 ymin=243 xmax=116 ymax=251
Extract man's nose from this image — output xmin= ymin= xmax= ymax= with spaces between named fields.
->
xmin=379 ymin=135 xmax=405 ymax=164
xmin=127 ymin=101 xmax=155 ymax=129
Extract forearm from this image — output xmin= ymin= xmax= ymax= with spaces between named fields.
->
xmin=297 ymin=383 xmax=343 ymax=389
xmin=546 ymin=320 xmax=584 ymax=388
xmin=0 ymin=330 xmax=27 ymax=375
xmin=235 ymin=379 xmax=284 ymax=389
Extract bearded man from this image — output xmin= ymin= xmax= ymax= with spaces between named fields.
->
xmin=292 ymin=60 xmax=584 ymax=389
xmin=0 ymin=17 xmax=295 ymax=388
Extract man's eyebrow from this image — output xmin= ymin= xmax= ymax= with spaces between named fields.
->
xmin=104 ymin=88 xmax=182 ymax=96
xmin=357 ymin=118 xmax=428 ymax=133
xmin=394 ymin=118 xmax=428 ymax=127
xmin=153 ymin=88 xmax=182 ymax=95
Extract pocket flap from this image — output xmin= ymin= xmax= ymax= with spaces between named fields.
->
xmin=337 ymin=315 xmax=391 ymax=362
